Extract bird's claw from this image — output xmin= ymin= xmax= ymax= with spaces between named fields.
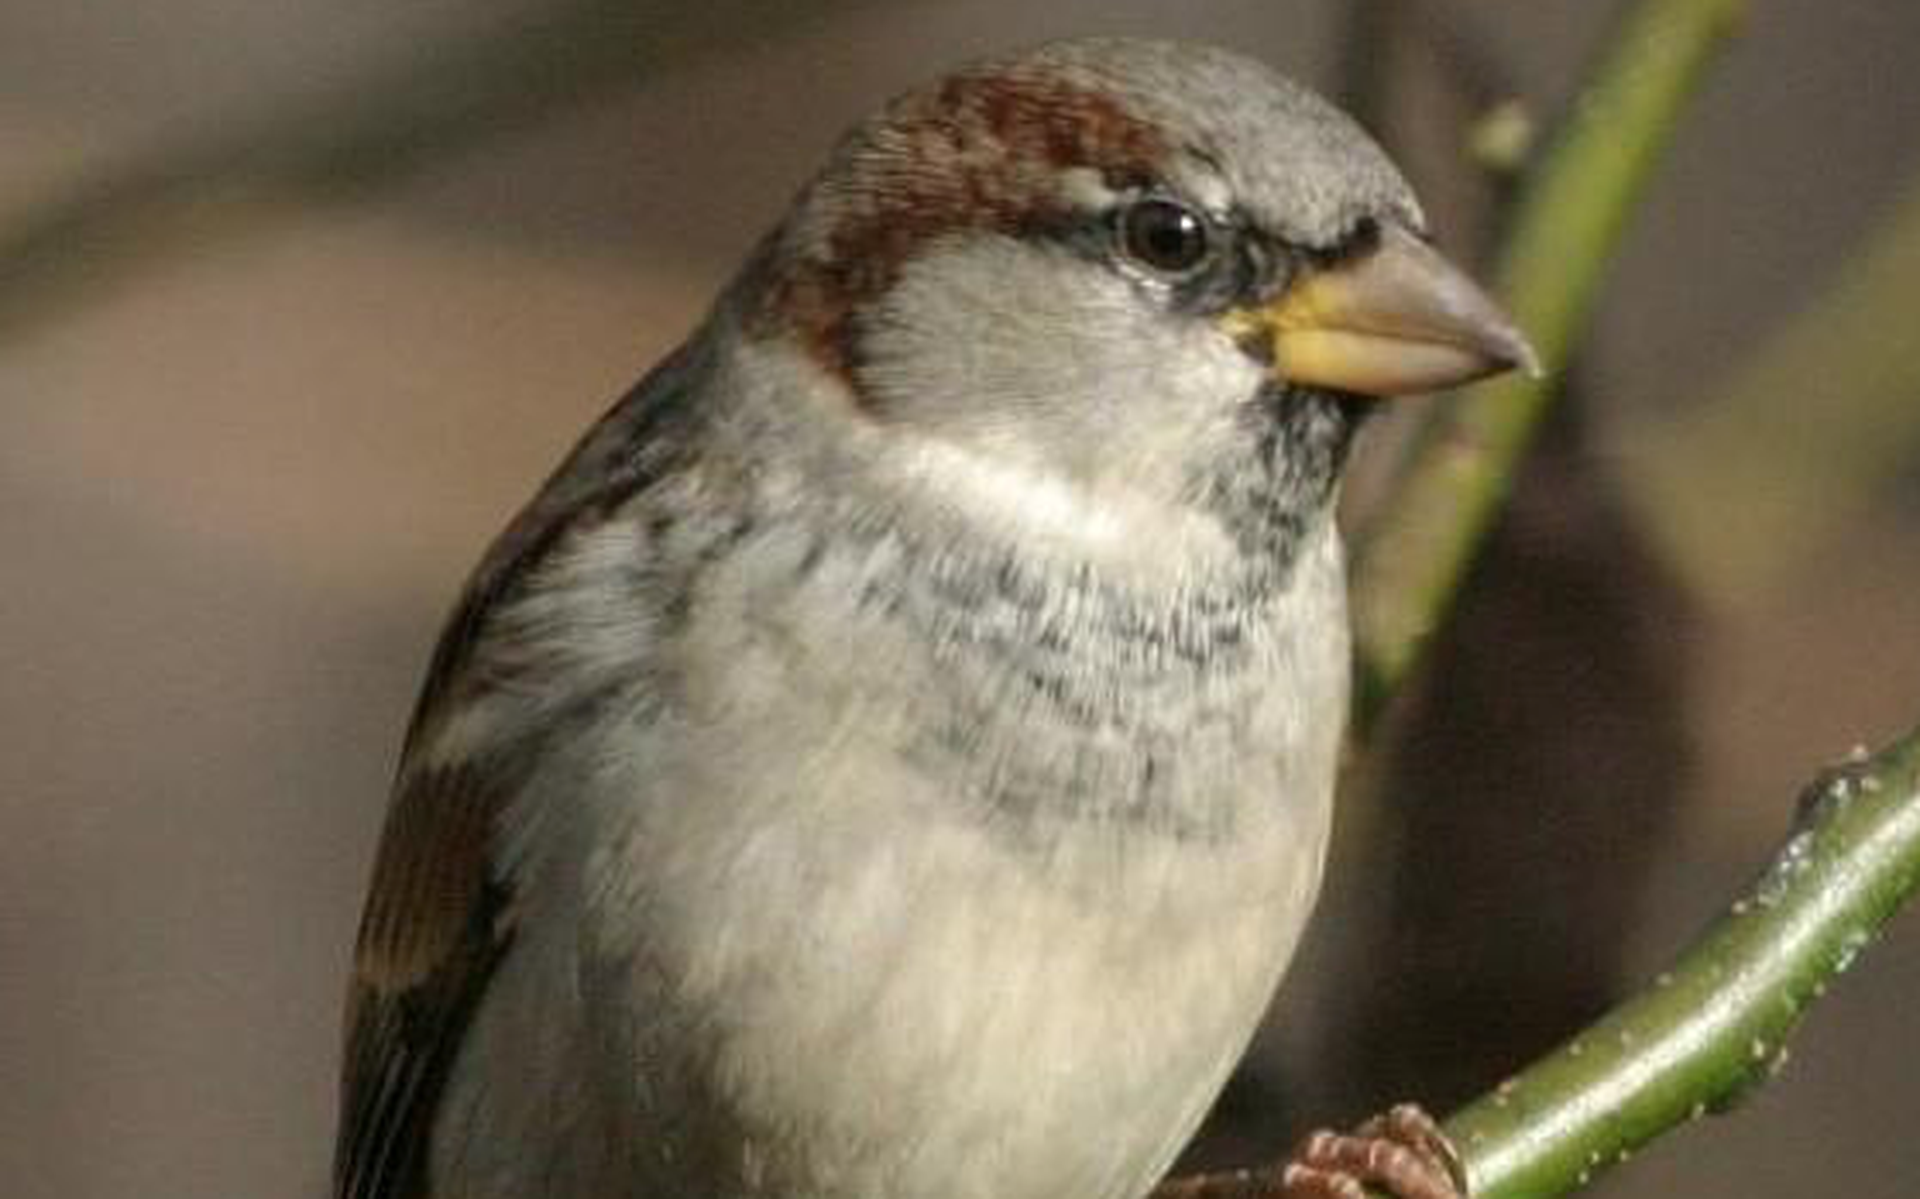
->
xmin=1274 ymin=1103 xmax=1466 ymax=1199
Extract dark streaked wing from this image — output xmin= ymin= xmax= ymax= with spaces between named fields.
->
xmin=332 ymin=345 xmax=710 ymax=1199
xmin=335 ymin=766 xmax=510 ymax=1199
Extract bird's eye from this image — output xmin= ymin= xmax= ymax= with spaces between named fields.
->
xmin=1116 ymin=198 xmax=1213 ymax=276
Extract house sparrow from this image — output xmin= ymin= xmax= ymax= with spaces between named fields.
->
xmin=334 ymin=36 xmax=1535 ymax=1199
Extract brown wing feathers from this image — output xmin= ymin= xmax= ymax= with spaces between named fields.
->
xmin=334 ymin=765 xmax=512 ymax=1199
xmin=333 ymin=348 xmax=704 ymax=1199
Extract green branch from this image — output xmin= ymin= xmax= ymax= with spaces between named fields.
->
xmin=1445 ymin=723 xmax=1920 ymax=1198
xmin=1349 ymin=0 xmax=1746 ymax=734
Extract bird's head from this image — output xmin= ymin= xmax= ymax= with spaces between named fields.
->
xmin=737 ymin=38 xmax=1534 ymax=573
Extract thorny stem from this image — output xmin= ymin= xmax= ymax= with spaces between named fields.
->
xmin=1348 ymin=0 xmax=1747 ymax=736
xmin=1445 ymin=725 xmax=1920 ymax=1198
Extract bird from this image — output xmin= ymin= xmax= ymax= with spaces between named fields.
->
xmin=332 ymin=36 xmax=1536 ymax=1199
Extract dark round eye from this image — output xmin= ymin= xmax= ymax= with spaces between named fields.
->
xmin=1117 ymin=198 xmax=1212 ymax=275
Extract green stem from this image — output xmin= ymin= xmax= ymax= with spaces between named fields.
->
xmin=1445 ymin=724 xmax=1920 ymax=1198
xmin=1349 ymin=0 xmax=1746 ymax=734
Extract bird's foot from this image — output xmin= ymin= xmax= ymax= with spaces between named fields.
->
xmin=1153 ymin=1104 xmax=1465 ymax=1199
xmin=1275 ymin=1104 xmax=1465 ymax=1199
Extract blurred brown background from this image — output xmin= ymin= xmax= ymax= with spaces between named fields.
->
xmin=5 ymin=2 xmax=1920 ymax=1198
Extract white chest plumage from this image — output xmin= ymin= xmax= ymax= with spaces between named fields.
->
xmin=428 ymin=511 xmax=1350 ymax=1199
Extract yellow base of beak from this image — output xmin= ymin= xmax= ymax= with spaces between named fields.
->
xmin=1223 ymin=223 xmax=1538 ymax=398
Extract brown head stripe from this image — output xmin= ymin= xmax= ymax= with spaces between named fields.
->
xmin=748 ymin=69 xmax=1173 ymax=388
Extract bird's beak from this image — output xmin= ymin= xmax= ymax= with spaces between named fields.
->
xmin=1222 ymin=223 xmax=1539 ymax=397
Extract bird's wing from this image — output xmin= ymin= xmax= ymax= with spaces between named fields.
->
xmin=332 ymin=345 xmax=708 ymax=1199
xmin=333 ymin=506 xmax=574 ymax=1199
xmin=334 ymin=759 xmax=511 ymax=1199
